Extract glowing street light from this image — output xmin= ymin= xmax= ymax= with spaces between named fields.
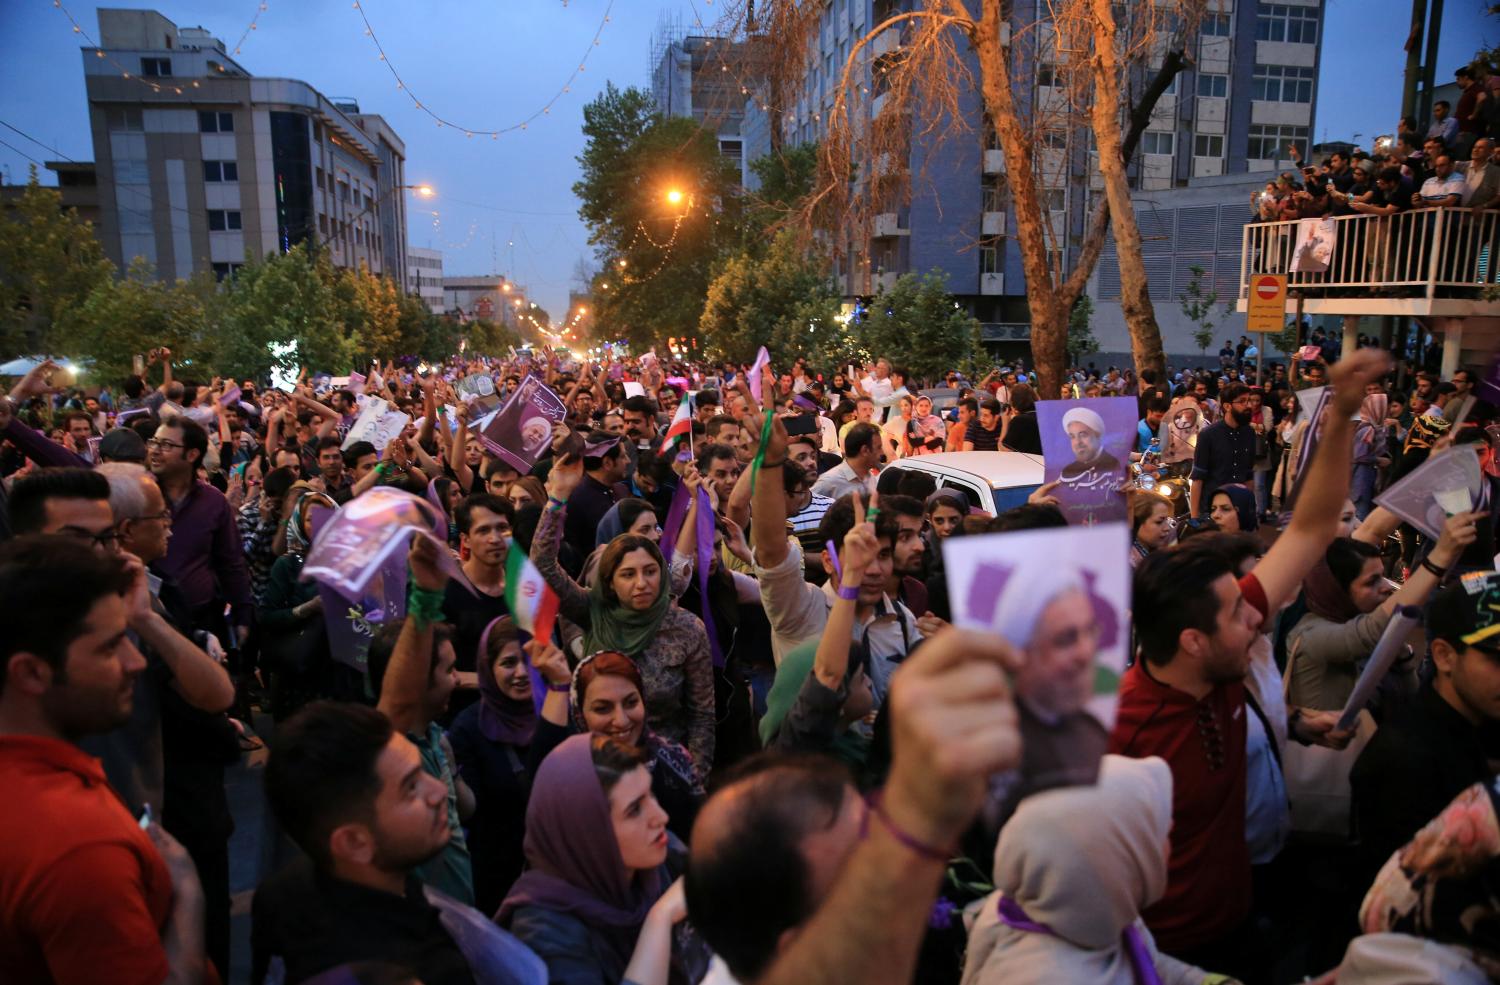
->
xmin=665 ymin=189 xmax=684 ymax=206
xmin=411 ymin=184 xmax=435 ymax=198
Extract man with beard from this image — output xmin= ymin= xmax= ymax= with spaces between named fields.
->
xmin=0 ymin=537 xmax=208 ymax=985
xmin=1111 ymin=350 xmax=1384 ymax=980
xmin=1188 ymin=383 xmax=1258 ymax=518
xmin=367 ymin=537 xmax=475 ymax=906
xmin=254 ymin=699 xmax=521 ymax=985
xmin=440 ymin=494 xmax=515 ymax=690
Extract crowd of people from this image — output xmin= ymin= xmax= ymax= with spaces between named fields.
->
xmin=1 ymin=335 xmax=1498 ymax=985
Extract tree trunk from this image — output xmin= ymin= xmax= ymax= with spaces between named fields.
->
xmin=1086 ymin=0 xmax=1165 ymax=381
xmin=975 ymin=0 xmax=1068 ymax=397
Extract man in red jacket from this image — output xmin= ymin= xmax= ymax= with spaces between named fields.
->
xmin=0 ymin=536 xmax=209 ymax=985
xmin=1111 ymin=348 xmax=1388 ymax=979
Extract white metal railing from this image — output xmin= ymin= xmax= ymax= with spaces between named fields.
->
xmin=1238 ymin=207 xmax=1500 ymax=301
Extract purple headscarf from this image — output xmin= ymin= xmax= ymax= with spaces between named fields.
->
xmin=496 ymin=734 xmax=665 ymax=967
xmin=474 ymin=616 xmax=537 ymax=746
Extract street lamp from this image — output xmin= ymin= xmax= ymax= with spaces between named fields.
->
xmin=665 ymin=189 xmax=684 ymax=206
xmin=411 ymin=184 xmax=435 ymax=198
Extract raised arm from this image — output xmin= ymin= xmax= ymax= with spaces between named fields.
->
xmin=450 ymin=402 xmax=475 ymax=493
xmin=533 ymin=453 xmax=592 ymax=624
xmin=1253 ymin=349 xmax=1392 ymax=611
xmin=378 ymin=537 xmax=447 ymax=735
xmin=750 ymin=415 xmax=791 ymax=569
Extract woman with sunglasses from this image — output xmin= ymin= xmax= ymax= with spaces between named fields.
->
xmin=534 ymin=454 xmax=716 ymax=781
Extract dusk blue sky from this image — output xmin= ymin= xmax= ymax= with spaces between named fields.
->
xmin=1 ymin=0 xmax=1496 ymax=320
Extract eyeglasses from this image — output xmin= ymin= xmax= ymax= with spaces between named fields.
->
xmin=60 ymin=527 xmax=122 ymax=551
xmin=135 ymin=510 xmax=173 ymax=524
xmin=146 ymin=438 xmax=184 ymax=451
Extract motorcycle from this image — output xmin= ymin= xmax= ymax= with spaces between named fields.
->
xmin=1127 ymin=439 xmax=1192 ymax=524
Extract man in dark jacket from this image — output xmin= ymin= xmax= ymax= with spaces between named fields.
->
xmin=1351 ymin=574 xmax=1500 ymax=879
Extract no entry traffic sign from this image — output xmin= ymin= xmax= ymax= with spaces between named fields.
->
xmin=1246 ymin=273 xmax=1287 ymax=333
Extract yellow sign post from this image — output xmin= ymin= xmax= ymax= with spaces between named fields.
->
xmin=1246 ymin=273 xmax=1287 ymax=333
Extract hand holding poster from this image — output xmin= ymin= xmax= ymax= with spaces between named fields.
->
xmin=1036 ymin=398 xmax=1134 ymax=525
xmin=301 ymin=487 xmax=465 ymax=603
xmin=1375 ymin=445 xmax=1485 ymax=539
xmin=481 ymin=374 xmax=568 ymax=474
xmin=942 ymin=522 xmax=1131 ymax=726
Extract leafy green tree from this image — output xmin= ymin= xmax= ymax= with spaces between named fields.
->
xmin=857 ymin=270 xmax=981 ymax=386
xmin=699 ymin=231 xmax=846 ymax=366
xmin=745 ymin=144 xmax=820 ymax=238
xmin=1178 ymin=264 xmax=1223 ymax=359
xmin=574 ymin=86 xmax=740 ymax=350
xmin=1067 ymin=295 xmax=1100 ymax=365
xmin=0 ymin=167 xmax=114 ymax=355
xmin=69 ymin=258 xmax=216 ymax=384
xmin=214 ymin=244 xmax=357 ymax=381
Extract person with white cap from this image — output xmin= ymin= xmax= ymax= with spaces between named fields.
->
xmin=1056 ymin=405 xmax=1125 ymax=522
xmin=968 ymin=555 xmax=1109 ymax=839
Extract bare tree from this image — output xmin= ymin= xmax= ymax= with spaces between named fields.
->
xmin=713 ymin=0 xmax=1207 ymax=395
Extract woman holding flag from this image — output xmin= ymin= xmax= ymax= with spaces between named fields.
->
xmin=532 ymin=452 xmax=717 ymax=781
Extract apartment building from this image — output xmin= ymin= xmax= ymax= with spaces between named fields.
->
xmin=408 ymin=246 xmax=445 ymax=314
xmin=81 ymin=8 xmax=409 ymax=285
xmin=740 ymin=0 xmax=1325 ymax=357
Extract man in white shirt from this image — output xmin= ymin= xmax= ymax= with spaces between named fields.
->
xmin=1416 ymin=155 xmax=1466 ymax=207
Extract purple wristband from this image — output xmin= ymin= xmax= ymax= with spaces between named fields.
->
xmin=836 ymin=583 xmax=859 ymax=602
xmin=862 ymin=790 xmax=952 ymax=863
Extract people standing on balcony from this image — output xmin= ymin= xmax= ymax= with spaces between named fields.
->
xmin=1455 ymin=67 xmax=1487 ymax=158
xmin=1459 ymin=138 xmax=1500 ymax=207
xmin=1427 ymin=100 xmax=1460 ymax=146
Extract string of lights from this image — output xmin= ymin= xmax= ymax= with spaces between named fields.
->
xmin=51 ymin=0 xmax=269 ymax=95
xmin=350 ymin=0 xmax=615 ymax=138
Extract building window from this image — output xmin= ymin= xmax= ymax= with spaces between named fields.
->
xmin=198 ymin=111 xmax=234 ymax=133
xmin=1256 ymin=3 xmax=1319 ymax=44
xmin=982 ymin=175 xmax=1008 ymax=213
xmin=1036 ymin=64 xmax=1058 ymax=88
xmin=1201 ymin=13 xmax=1232 ymax=37
xmin=1247 ymin=123 xmax=1308 ymax=159
xmin=207 ymin=209 xmax=242 ymax=231
xmin=1040 ymin=129 xmax=1068 ymax=149
xmin=1194 ymin=134 xmax=1224 ymax=157
xmin=1197 ymin=73 xmax=1228 ymax=98
xmin=141 ymin=57 xmax=172 ymax=77
xmin=202 ymin=160 xmax=238 ymax=182
xmin=980 ymin=239 xmax=1003 ymax=274
xmin=1252 ymin=64 xmax=1314 ymax=103
xmin=1142 ymin=131 xmax=1175 ymax=155
xmin=211 ymin=262 xmax=242 ymax=281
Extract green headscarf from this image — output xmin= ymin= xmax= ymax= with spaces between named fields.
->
xmin=584 ymin=536 xmax=673 ymax=656
xmin=759 ymin=639 xmax=869 ymax=768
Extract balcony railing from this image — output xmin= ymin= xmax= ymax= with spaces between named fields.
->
xmin=1238 ymin=207 xmax=1500 ymax=304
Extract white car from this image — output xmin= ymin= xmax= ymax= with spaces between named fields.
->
xmin=884 ymin=450 xmax=1045 ymax=515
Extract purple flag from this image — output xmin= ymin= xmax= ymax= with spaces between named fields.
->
xmin=301 ymin=487 xmax=465 ymax=604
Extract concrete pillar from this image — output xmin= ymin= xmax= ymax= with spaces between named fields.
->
xmin=1441 ymin=318 xmax=1464 ymax=378
xmin=1342 ymin=315 xmax=1360 ymax=359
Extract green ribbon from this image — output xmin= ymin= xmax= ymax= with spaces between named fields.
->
xmin=407 ymin=582 xmax=447 ymax=630
xmin=750 ymin=408 xmax=774 ymax=494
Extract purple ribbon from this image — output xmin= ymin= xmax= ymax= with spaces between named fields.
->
xmin=996 ymin=896 xmax=1162 ymax=985
xmin=658 ymin=481 xmax=722 ymax=667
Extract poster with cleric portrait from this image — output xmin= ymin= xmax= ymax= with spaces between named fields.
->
xmin=1036 ymin=398 xmax=1136 ymax=525
xmin=943 ymin=522 xmax=1132 ymax=728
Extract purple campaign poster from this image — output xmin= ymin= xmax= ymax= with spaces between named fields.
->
xmin=480 ymin=373 xmax=567 ymax=474
xmin=301 ymin=487 xmax=463 ymax=603
xmin=1036 ymin=397 xmax=1136 ymax=525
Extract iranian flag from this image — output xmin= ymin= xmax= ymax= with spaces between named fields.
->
xmin=659 ymin=392 xmax=694 ymax=456
xmin=504 ymin=549 xmax=560 ymax=642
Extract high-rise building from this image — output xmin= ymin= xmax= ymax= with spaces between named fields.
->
xmin=650 ymin=14 xmax=762 ymax=182
xmin=408 ymin=246 xmax=445 ymax=314
xmin=741 ymin=0 xmax=1326 ymax=358
xmin=81 ymin=8 xmax=409 ymax=285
